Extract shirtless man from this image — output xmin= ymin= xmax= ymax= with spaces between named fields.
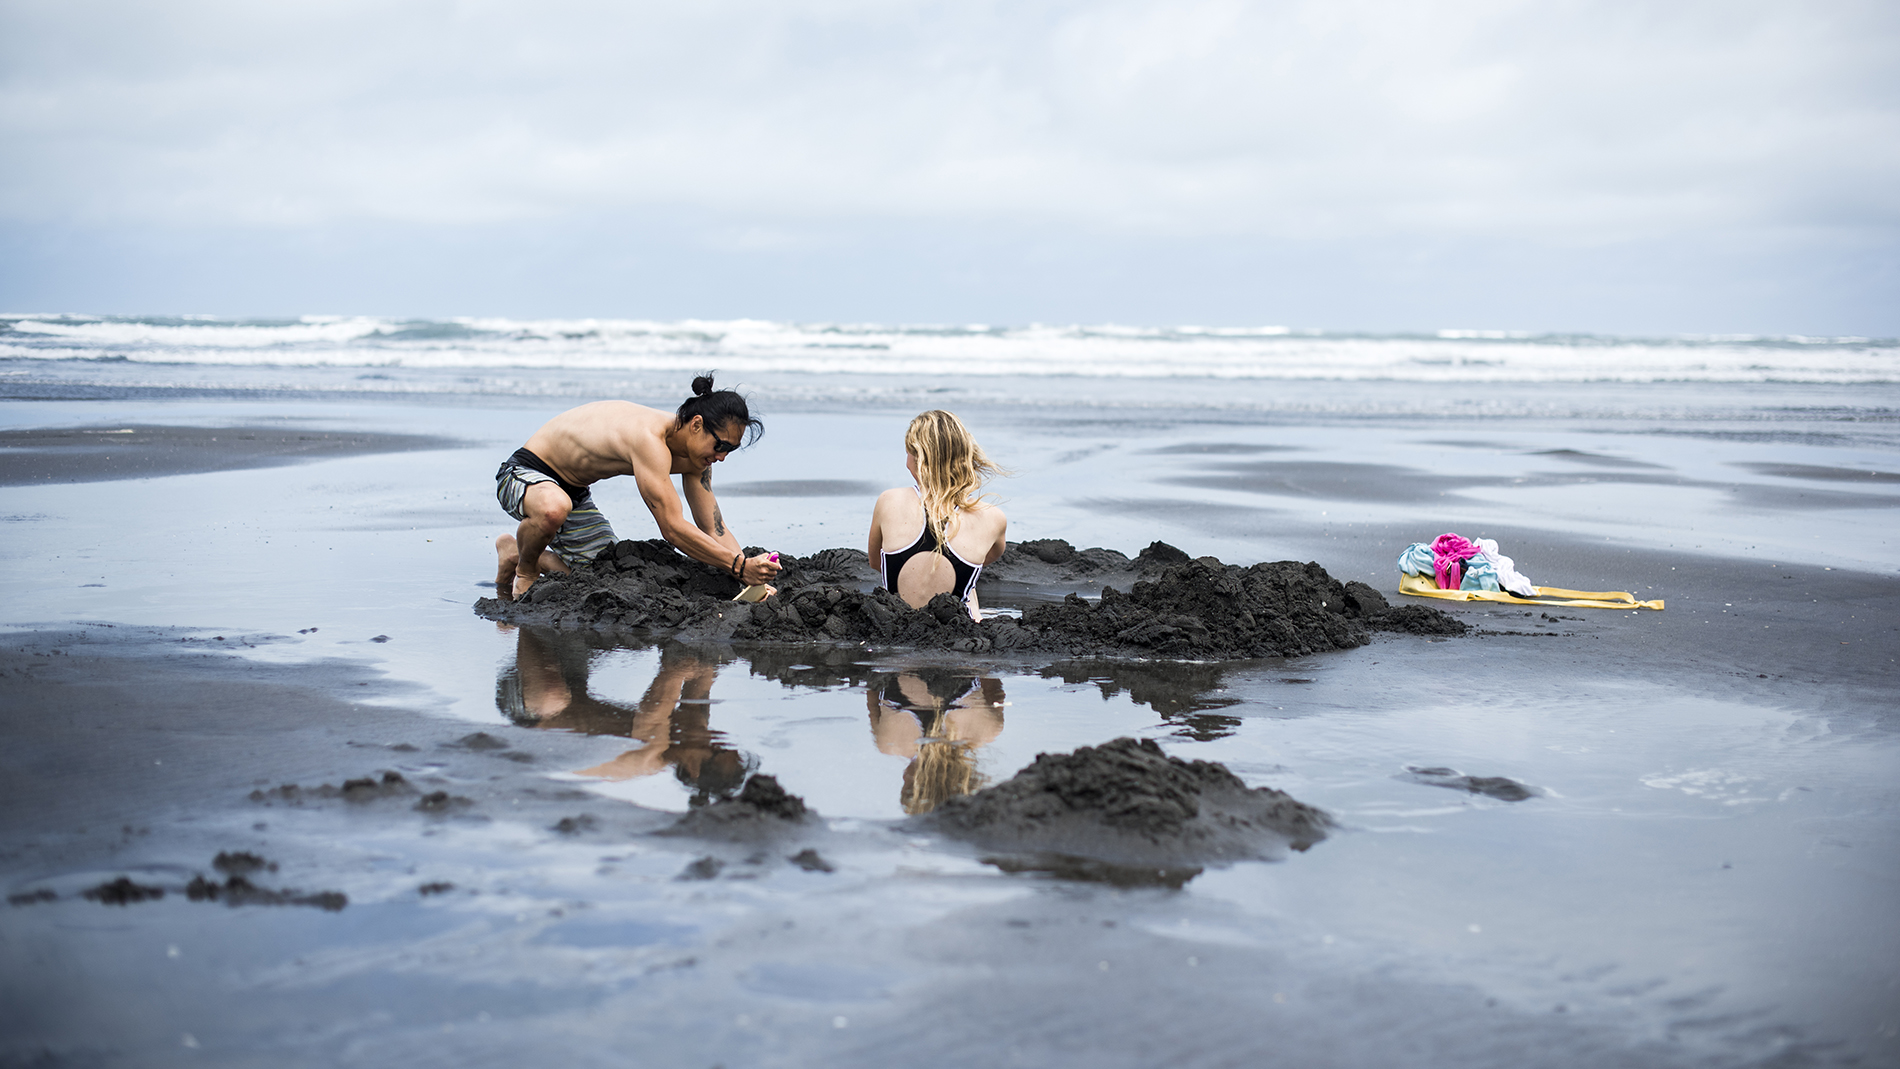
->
xmin=493 ymin=374 xmax=782 ymax=598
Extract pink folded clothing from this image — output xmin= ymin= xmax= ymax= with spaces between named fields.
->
xmin=1430 ymin=533 xmax=1482 ymax=590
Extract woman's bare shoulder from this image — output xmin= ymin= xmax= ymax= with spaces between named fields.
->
xmin=872 ymin=487 xmax=918 ymax=515
xmin=964 ymin=499 xmax=1007 ymax=526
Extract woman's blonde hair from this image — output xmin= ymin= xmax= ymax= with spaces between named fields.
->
xmin=905 ymin=409 xmax=1005 ymax=555
xmin=902 ymin=739 xmax=984 ymax=815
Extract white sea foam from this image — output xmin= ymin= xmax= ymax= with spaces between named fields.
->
xmin=1 ymin=314 xmax=1893 ymax=384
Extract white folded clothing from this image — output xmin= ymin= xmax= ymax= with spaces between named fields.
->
xmin=1474 ymin=537 xmax=1536 ymax=597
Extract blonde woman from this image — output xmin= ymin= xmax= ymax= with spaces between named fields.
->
xmin=867 ymin=410 xmax=1008 ymax=621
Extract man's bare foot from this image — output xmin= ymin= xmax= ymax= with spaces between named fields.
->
xmin=494 ymin=534 xmax=520 ymax=591
xmin=513 ymin=571 xmax=537 ymax=600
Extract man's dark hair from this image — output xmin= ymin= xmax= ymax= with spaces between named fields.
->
xmin=678 ymin=748 xmax=758 ymax=804
xmin=675 ymin=372 xmax=763 ymax=448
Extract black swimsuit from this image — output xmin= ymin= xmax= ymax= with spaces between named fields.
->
xmin=880 ymin=489 xmax=984 ymax=604
xmin=877 ymin=674 xmax=982 ymax=735
xmin=509 ymin=447 xmax=592 ymax=506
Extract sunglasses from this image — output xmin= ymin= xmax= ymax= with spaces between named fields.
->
xmin=707 ymin=426 xmax=741 ymax=456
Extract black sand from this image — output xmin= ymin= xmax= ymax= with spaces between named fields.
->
xmin=4 ymin=406 xmax=1897 ymax=1068
xmin=659 ymin=773 xmax=816 ymax=842
xmin=476 ymin=538 xmax=1465 ymax=659
xmin=927 ymin=737 xmax=1332 ymax=869
xmin=0 ymin=628 xmax=684 ymax=892
xmin=0 ymin=424 xmax=459 ymax=485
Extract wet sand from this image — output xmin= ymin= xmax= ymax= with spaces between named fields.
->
xmin=2 ymin=392 xmax=1897 ymax=1068
xmin=0 ymin=424 xmax=459 ymax=485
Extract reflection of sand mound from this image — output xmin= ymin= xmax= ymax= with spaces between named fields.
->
xmin=924 ymin=737 xmax=1330 ymax=872
xmin=477 ymin=538 xmax=1464 ymax=660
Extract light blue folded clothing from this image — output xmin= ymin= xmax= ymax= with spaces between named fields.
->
xmin=1459 ymin=558 xmax=1501 ymax=591
xmin=1396 ymin=542 xmax=1435 ymax=577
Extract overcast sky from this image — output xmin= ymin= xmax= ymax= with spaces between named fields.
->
xmin=2 ymin=0 xmax=1895 ymax=333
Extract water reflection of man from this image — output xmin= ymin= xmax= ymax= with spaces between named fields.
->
xmin=867 ymin=670 xmax=1006 ymax=815
xmin=498 ymin=628 xmax=754 ymax=804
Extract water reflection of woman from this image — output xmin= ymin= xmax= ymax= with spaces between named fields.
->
xmin=867 ymin=670 xmax=1006 ymax=815
xmin=497 ymin=628 xmax=754 ymax=804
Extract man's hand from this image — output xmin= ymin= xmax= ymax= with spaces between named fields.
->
xmin=737 ymin=553 xmax=782 ymax=586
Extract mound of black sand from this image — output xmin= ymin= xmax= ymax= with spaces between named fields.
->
xmin=83 ymin=876 xmax=165 ymax=905
xmin=677 ymin=856 xmax=727 ymax=880
xmin=659 ymin=774 xmax=813 ymax=841
xmin=249 ymin=770 xmax=414 ymax=805
xmin=415 ymin=790 xmax=473 ymax=813
xmin=980 ymin=538 xmax=1188 ymax=587
xmin=923 ymin=737 xmax=1332 ymax=869
xmin=788 ymin=848 xmax=835 ymax=873
xmin=213 ymin=851 xmax=277 ymax=875
xmin=475 ymin=538 xmax=1464 ymax=659
xmin=187 ymin=874 xmax=347 ymax=911
xmin=77 ymin=857 xmax=348 ymax=910
xmin=1401 ymin=766 xmax=1538 ymax=801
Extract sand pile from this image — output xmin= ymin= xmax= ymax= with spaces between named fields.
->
xmin=1400 ymin=766 xmax=1538 ymax=801
xmin=924 ymin=736 xmax=1331 ymax=869
xmin=643 ymin=740 xmax=1330 ymax=885
xmin=981 ymin=537 xmax=1183 ymax=587
xmin=658 ymin=774 xmax=814 ymax=842
xmin=74 ymin=854 xmax=348 ymax=911
xmin=475 ymin=538 xmax=1464 ymax=659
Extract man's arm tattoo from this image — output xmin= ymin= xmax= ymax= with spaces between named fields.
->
xmin=700 ymin=470 xmax=712 ymax=490
xmin=713 ymin=506 xmax=725 ymax=537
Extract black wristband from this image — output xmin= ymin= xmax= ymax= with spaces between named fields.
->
xmin=732 ymin=552 xmax=744 ymax=578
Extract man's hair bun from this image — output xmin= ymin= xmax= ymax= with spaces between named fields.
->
xmin=675 ymin=371 xmax=763 ymax=447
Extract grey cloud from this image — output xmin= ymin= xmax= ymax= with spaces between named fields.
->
xmin=4 ymin=0 xmax=1896 ymax=236
xmin=0 ymin=0 xmax=1894 ymax=330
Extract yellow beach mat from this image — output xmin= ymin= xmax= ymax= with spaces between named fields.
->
xmin=1399 ymin=572 xmax=1665 ymax=610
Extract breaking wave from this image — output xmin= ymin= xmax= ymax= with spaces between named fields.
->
xmin=2 ymin=314 xmax=1894 ymax=384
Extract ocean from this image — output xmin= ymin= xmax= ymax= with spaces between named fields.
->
xmin=4 ymin=313 xmax=1895 ymax=402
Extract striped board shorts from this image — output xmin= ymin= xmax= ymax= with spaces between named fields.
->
xmin=495 ymin=453 xmax=618 ymax=568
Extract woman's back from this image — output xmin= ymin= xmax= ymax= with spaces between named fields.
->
xmin=869 ymin=410 xmax=1009 ymax=619
xmin=870 ymin=487 xmax=1007 ymax=616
